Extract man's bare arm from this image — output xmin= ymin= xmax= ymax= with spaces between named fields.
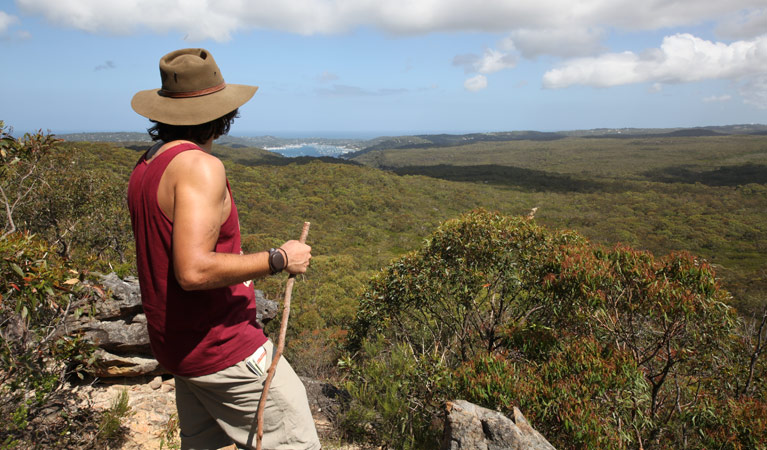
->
xmin=168 ymin=151 xmax=310 ymax=291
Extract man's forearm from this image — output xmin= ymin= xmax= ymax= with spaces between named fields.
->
xmin=175 ymin=251 xmax=272 ymax=291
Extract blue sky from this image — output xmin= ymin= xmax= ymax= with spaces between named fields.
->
xmin=1 ymin=0 xmax=766 ymax=137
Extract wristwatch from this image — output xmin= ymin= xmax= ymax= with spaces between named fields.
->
xmin=268 ymin=248 xmax=286 ymax=274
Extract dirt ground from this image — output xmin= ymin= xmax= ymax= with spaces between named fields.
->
xmin=77 ymin=375 xmax=362 ymax=450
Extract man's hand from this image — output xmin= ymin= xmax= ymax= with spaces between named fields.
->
xmin=280 ymin=240 xmax=312 ymax=274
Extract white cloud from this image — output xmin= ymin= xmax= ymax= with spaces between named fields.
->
xmin=464 ymin=74 xmax=488 ymax=92
xmin=15 ymin=0 xmax=767 ymax=41
xmin=453 ymin=48 xmax=515 ymax=74
xmin=476 ymin=48 xmax=516 ymax=73
xmin=702 ymin=94 xmax=732 ymax=103
xmin=17 ymin=0 xmax=241 ymax=41
xmin=0 ymin=11 xmax=19 ymax=34
xmin=543 ymin=33 xmax=767 ymax=89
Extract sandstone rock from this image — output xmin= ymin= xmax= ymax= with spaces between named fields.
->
xmin=91 ymin=349 xmax=165 ymax=378
xmin=81 ymin=319 xmax=152 ymax=354
xmin=95 ymin=272 xmax=143 ymax=320
xmin=442 ymin=400 xmax=556 ymax=450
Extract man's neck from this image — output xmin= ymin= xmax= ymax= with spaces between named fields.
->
xmin=198 ymin=137 xmax=214 ymax=153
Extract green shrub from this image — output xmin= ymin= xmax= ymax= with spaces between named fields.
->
xmin=342 ymin=209 xmax=766 ymax=449
xmin=97 ymin=390 xmax=131 ymax=442
xmin=339 ymin=337 xmax=448 ymax=449
xmin=0 ymin=232 xmax=102 ymax=447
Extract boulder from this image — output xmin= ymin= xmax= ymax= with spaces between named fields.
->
xmin=81 ymin=318 xmax=152 ymax=354
xmin=95 ymin=272 xmax=143 ymax=319
xmin=442 ymin=400 xmax=556 ymax=450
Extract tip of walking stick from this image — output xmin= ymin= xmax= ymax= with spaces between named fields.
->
xmin=299 ymin=222 xmax=311 ymax=243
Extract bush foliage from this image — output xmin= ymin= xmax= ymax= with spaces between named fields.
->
xmin=0 ymin=124 xmax=128 ymax=448
xmin=343 ymin=209 xmax=766 ymax=449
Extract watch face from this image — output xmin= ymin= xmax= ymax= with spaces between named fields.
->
xmin=271 ymin=249 xmax=286 ymax=271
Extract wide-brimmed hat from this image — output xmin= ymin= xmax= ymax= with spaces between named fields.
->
xmin=131 ymin=48 xmax=258 ymax=126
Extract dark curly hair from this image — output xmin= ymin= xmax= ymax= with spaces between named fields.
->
xmin=148 ymin=109 xmax=239 ymax=144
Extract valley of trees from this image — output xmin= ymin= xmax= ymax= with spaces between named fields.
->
xmin=1 ymin=121 xmax=765 ymax=448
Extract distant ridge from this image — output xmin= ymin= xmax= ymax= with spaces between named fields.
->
xmin=563 ymin=124 xmax=767 ymax=138
xmin=59 ymin=132 xmax=151 ymax=142
xmin=345 ymin=124 xmax=767 ymax=157
xmin=583 ymin=127 xmax=726 ymax=139
xmin=345 ymin=131 xmax=566 ymax=158
xmin=57 ymin=124 xmax=767 ymax=153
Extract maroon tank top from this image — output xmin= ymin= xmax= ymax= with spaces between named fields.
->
xmin=127 ymin=142 xmax=267 ymax=376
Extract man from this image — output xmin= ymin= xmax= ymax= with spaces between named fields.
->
xmin=128 ymin=48 xmax=321 ymax=450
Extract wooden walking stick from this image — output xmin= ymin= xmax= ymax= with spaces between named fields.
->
xmin=255 ymin=222 xmax=310 ymax=450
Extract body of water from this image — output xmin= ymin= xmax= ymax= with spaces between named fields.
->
xmin=264 ymin=143 xmax=354 ymax=158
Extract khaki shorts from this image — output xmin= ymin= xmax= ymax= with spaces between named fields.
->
xmin=174 ymin=340 xmax=321 ymax=450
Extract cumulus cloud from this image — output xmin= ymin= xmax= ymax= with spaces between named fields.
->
xmin=464 ymin=74 xmax=488 ymax=92
xmin=15 ymin=0 xmax=767 ymax=41
xmin=542 ymin=33 xmax=767 ymax=89
xmin=453 ymin=48 xmax=515 ymax=91
xmin=453 ymin=48 xmax=516 ymax=74
xmin=17 ymin=0 xmax=241 ymax=41
xmin=0 ymin=11 xmax=19 ymax=34
xmin=475 ymin=49 xmax=516 ymax=73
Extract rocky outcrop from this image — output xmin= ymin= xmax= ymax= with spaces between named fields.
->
xmin=66 ymin=273 xmax=278 ymax=377
xmin=442 ymin=400 xmax=556 ymax=450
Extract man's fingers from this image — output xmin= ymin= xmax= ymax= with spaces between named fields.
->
xmin=280 ymin=240 xmax=312 ymax=274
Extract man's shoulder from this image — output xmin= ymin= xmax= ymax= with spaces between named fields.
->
xmin=170 ymin=148 xmax=225 ymax=173
xmin=167 ymin=148 xmax=226 ymax=190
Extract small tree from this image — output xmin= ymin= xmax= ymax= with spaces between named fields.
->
xmin=0 ymin=122 xmax=60 ymax=237
xmin=348 ymin=210 xmax=583 ymax=363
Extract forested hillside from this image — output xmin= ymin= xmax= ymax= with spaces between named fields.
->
xmin=350 ymin=135 xmax=767 ymax=314
xmin=1 ymin=124 xmax=765 ymax=448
